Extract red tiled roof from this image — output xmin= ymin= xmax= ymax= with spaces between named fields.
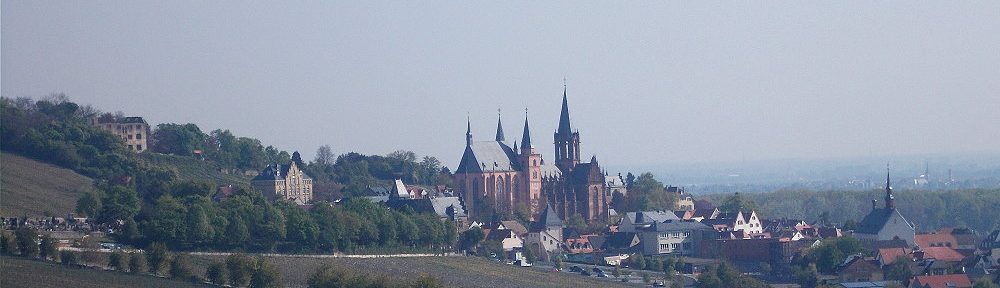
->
xmin=920 ymin=247 xmax=965 ymax=262
xmin=911 ymin=274 xmax=972 ymax=288
xmin=916 ymin=233 xmax=959 ymax=249
xmin=877 ymin=247 xmax=912 ymax=265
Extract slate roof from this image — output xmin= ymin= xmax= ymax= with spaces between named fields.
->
xmin=252 ymin=162 xmax=311 ymax=182
xmin=981 ymin=230 xmax=1000 ymax=250
xmin=532 ymin=203 xmax=563 ymax=232
xmin=625 ymin=211 xmax=680 ymax=226
xmin=429 ymin=197 xmax=467 ymax=218
xmin=557 ymin=88 xmax=572 ymax=135
xmin=500 ymin=220 xmax=528 ymax=236
xmin=454 ymin=141 xmax=520 ymax=173
xmin=855 ymin=208 xmax=912 ymax=235
xmin=540 ymin=163 xmax=562 ymax=178
xmin=648 ymin=220 xmax=714 ymax=232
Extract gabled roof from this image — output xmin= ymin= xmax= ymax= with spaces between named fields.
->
xmin=649 ymin=220 xmax=713 ymax=232
xmin=911 ymin=274 xmax=972 ymax=288
xmin=454 ymin=141 xmax=520 ymax=173
xmin=500 ymin=220 xmax=528 ymax=236
xmin=877 ymin=247 xmax=912 ymax=265
xmin=626 ymin=211 xmax=680 ymax=226
xmin=540 ymin=163 xmax=562 ymax=178
xmin=920 ymin=247 xmax=965 ymax=262
xmin=855 ymin=208 xmax=912 ymax=235
xmin=532 ymin=203 xmax=563 ymax=231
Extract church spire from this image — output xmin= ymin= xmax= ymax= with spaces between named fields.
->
xmin=521 ymin=108 xmax=532 ymax=150
xmin=495 ymin=109 xmax=505 ymax=142
xmin=885 ymin=163 xmax=895 ymax=210
xmin=465 ymin=115 xmax=473 ymax=146
xmin=557 ymin=84 xmax=572 ymax=135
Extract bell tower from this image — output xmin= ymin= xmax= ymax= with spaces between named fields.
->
xmin=554 ymin=85 xmax=581 ymax=173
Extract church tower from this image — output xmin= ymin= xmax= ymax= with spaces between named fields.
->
xmin=519 ymin=110 xmax=543 ymax=218
xmin=554 ymin=86 xmax=581 ymax=173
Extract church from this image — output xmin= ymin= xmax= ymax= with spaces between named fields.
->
xmin=453 ymin=87 xmax=606 ymax=222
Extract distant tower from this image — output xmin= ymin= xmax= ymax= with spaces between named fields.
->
xmin=520 ymin=109 xmax=543 ymax=217
xmin=495 ymin=110 xmax=505 ymax=142
xmin=885 ymin=164 xmax=895 ymax=210
xmin=554 ymin=85 xmax=581 ymax=173
xmin=466 ymin=117 xmax=473 ymax=146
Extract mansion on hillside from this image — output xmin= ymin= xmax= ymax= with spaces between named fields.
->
xmin=252 ymin=161 xmax=314 ymax=204
xmin=453 ymin=87 xmax=607 ymax=222
xmin=89 ymin=116 xmax=150 ymax=152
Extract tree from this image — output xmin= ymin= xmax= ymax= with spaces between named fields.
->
xmin=60 ymin=251 xmax=78 ymax=266
xmin=150 ymin=123 xmax=206 ymax=156
xmin=613 ymin=265 xmax=622 ymax=278
xmin=567 ymin=213 xmax=588 ymax=234
xmin=697 ymin=265 xmax=722 ymax=288
xmin=975 ymin=277 xmax=1000 ymax=288
xmin=642 ymin=272 xmax=652 ymax=284
xmin=459 ymin=227 xmax=485 ymax=252
xmin=14 ymin=227 xmax=39 ymax=258
xmin=75 ymin=191 xmax=102 ymax=217
xmin=522 ymin=245 xmax=536 ymax=263
xmin=292 ymin=151 xmax=304 ymax=167
xmin=792 ymin=264 xmax=819 ymax=288
xmin=185 ymin=205 xmax=214 ymax=245
xmin=147 ymin=242 xmax=170 ymax=275
xmin=314 ymin=145 xmax=335 ymax=167
xmin=633 ymin=253 xmax=647 ymax=270
xmin=97 ymin=185 xmax=141 ymax=226
xmin=0 ymin=230 xmax=16 ymax=255
xmin=249 ymin=256 xmax=281 ymax=288
xmin=39 ymin=234 xmax=58 ymax=261
xmin=759 ymin=262 xmax=772 ymax=278
xmin=206 ymin=262 xmax=227 ymax=286
xmin=720 ymin=192 xmax=758 ymax=215
xmin=884 ymin=256 xmax=913 ymax=284
xmin=109 ymin=251 xmax=129 ymax=271
xmin=170 ymin=253 xmax=196 ymax=281
xmin=129 ymin=252 xmax=148 ymax=274
xmin=413 ymin=275 xmax=444 ymax=288
xmin=227 ymin=253 xmax=253 ymax=287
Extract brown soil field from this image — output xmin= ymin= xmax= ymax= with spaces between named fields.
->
xmin=1 ymin=152 xmax=94 ymax=217
xmin=0 ymin=256 xmax=206 ymax=288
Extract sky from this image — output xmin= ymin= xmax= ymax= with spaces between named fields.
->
xmin=3 ymin=1 xmax=1000 ymax=170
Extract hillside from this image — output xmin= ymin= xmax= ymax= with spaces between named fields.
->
xmin=1 ymin=153 xmax=95 ymax=217
xmin=0 ymin=256 xmax=206 ymax=288
xmin=138 ymin=153 xmax=251 ymax=187
xmin=189 ymin=255 xmax=636 ymax=288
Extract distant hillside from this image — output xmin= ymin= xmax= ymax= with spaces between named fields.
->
xmin=138 ymin=153 xmax=251 ymax=187
xmin=0 ymin=256 xmax=206 ymax=288
xmin=1 ymin=152 xmax=95 ymax=217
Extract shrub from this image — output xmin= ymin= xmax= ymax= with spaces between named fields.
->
xmin=206 ymin=261 xmax=227 ymax=286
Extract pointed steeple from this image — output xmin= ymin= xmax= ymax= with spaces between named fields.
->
xmin=495 ymin=110 xmax=505 ymax=142
xmin=557 ymin=85 xmax=572 ymax=135
xmin=465 ymin=115 xmax=473 ymax=146
xmin=885 ymin=163 xmax=895 ymax=210
xmin=521 ymin=108 xmax=532 ymax=150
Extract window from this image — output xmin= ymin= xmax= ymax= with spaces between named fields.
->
xmin=136 ymin=145 xmax=142 ymax=151
xmin=671 ymin=243 xmax=679 ymax=250
xmin=660 ymin=244 xmax=670 ymax=251
xmin=128 ymin=145 xmax=134 ymax=150
xmin=127 ymin=134 xmax=133 ymax=139
xmin=683 ymin=231 xmax=691 ymax=237
xmin=136 ymin=133 xmax=142 ymax=139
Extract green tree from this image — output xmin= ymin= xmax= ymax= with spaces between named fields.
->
xmin=719 ymin=192 xmax=759 ymax=215
xmin=150 ymin=123 xmax=206 ymax=156
xmin=39 ymin=234 xmax=58 ymax=261
xmin=97 ymin=185 xmax=141 ymax=226
xmin=60 ymin=251 xmax=78 ymax=266
xmin=0 ymin=230 xmax=16 ymax=255
xmin=642 ymin=272 xmax=652 ymax=284
xmin=147 ymin=242 xmax=170 ymax=275
xmin=459 ymin=227 xmax=485 ymax=252
xmin=109 ymin=251 xmax=129 ymax=271
xmin=633 ymin=253 xmax=647 ymax=270
xmin=170 ymin=253 xmax=196 ymax=281
xmin=522 ymin=245 xmax=536 ymax=263
xmin=14 ymin=227 xmax=39 ymax=258
xmin=884 ymin=256 xmax=913 ymax=284
xmin=613 ymin=265 xmax=622 ymax=278
xmin=697 ymin=265 xmax=722 ymax=288
xmin=75 ymin=190 xmax=102 ymax=217
xmin=792 ymin=264 xmax=819 ymax=288
xmin=975 ymin=277 xmax=1000 ymax=288
xmin=185 ymin=205 xmax=214 ymax=245
xmin=227 ymin=253 xmax=253 ymax=287
xmin=206 ymin=261 xmax=227 ymax=286
xmin=413 ymin=274 xmax=444 ymax=288
xmin=129 ymin=252 xmax=148 ymax=274
xmin=249 ymin=256 xmax=281 ymax=288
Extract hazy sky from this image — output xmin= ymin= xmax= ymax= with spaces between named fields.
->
xmin=4 ymin=1 xmax=999 ymax=169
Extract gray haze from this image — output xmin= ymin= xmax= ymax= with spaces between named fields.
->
xmin=4 ymin=2 xmax=1000 ymax=170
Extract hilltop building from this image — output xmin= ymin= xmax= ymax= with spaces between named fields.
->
xmin=90 ymin=116 xmax=150 ymax=152
xmin=452 ymin=87 xmax=606 ymax=222
xmin=853 ymin=169 xmax=916 ymax=249
xmin=252 ymin=161 xmax=313 ymax=204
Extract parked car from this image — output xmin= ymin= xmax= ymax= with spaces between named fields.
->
xmin=580 ymin=270 xmax=591 ymax=276
xmin=653 ymin=281 xmax=666 ymax=287
xmin=592 ymin=267 xmax=604 ymax=273
xmin=596 ymin=271 xmax=608 ymax=277
xmin=570 ymin=266 xmax=583 ymax=273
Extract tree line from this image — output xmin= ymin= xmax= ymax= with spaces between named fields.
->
xmin=701 ymin=188 xmax=1000 ymax=233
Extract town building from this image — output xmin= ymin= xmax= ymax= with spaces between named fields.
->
xmin=636 ymin=220 xmax=715 ymax=256
xmin=90 ymin=116 xmax=150 ymax=152
xmin=908 ymin=274 xmax=973 ymax=288
xmin=453 ymin=87 xmax=606 ymax=222
xmin=524 ymin=204 xmax=564 ymax=262
xmin=251 ymin=161 xmax=313 ymax=204
xmin=618 ymin=211 xmax=680 ymax=233
xmin=854 ymin=170 xmax=916 ymax=250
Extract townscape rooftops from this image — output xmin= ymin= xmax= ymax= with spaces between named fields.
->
xmin=920 ymin=246 xmax=965 ymax=262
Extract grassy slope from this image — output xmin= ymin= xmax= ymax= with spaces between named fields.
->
xmin=0 ymin=152 xmax=94 ymax=217
xmin=0 ymin=256 xmax=206 ymax=288
xmin=190 ymin=255 xmax=636 ymax=288
xmin=139 ymin=153 xmax=250 ymax=187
